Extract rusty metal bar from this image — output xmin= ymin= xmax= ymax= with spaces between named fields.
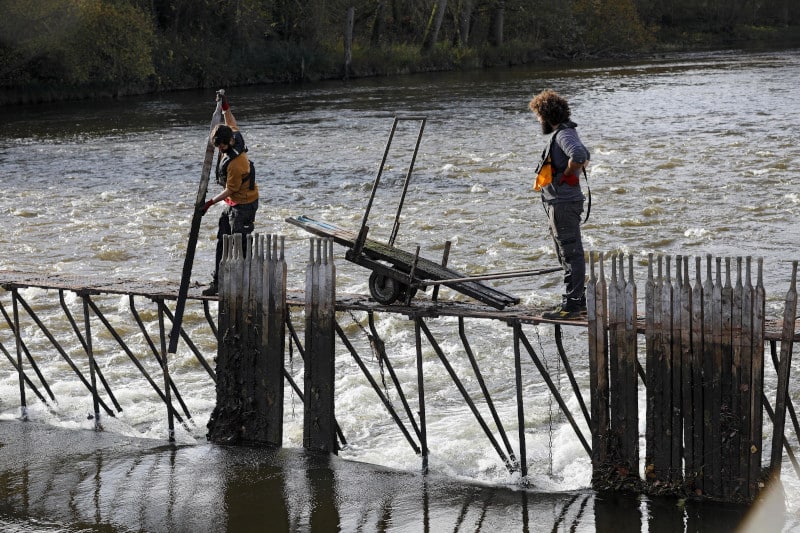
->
xmin=770 ymin=260 xmax=797 ymax=479
xmin=14 ymin=290 xmax=117 ymax=416
xmin=84 ymin=296 xmax=184 ymax=424
xmin=129 ymin=296 xmax=193 ymax=419
xmin=415 ymin=266 xmax=563 ymax=286
xmin=335 ymin=321 xmax=420 ymax=454
xmin=202 ymin=300 xmax=218 ymax=338
xmin=368 ymin=311 xmax=422 ymax=440
xmin=414 ymin=317 xmax=429 ymax=474
xmin=0 ymin=340 xmax=48 ymax=404
xmin=770 ymin=340 xmax=800 ymax=457
xmin=159 ymin=302 xmax=216 ymax=382
xmin=512 ymin=322 xmax=528 ymax=480
xmin=12 ymin=288 xmax=28 ymax=420
xmin=388 ymin=117 xmax=426 ymax=247
xmin=58 ymin=290 xmax=119 ymax=411
xmin=553 ymin=324 xmax=591 ymax=430
xmin=2 ymin=294 xmax=55 ymax=403
xmin=762 ymin=390 xmax=800 ymax=479
xmin=432 ymin=241 xmax=451 ymax=302
xmin=81 ymin=293 xmax=101 ymax=430
xmin=517 ymin=325 xmax=592 ymax=457
xmin=157 ymin=298 xmax=176 ymax=442
xmin=418 ymin=318 xmax=514 ymax=473
xmin=458 ymin=317 xmax=517 ymax=468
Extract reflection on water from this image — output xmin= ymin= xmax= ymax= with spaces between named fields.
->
xmin=0 ymin=421 xmax=762 ymax=532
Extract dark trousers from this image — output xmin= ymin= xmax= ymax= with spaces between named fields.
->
xmin=546 ymin=200 xmax=586 ymax=307
xmin=212 ymin=200 xmax=258 ymax=282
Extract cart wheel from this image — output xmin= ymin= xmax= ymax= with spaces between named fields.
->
xmin=369 ymin=272 xmax=400 ymax=304
xmin=400 ymin=285 xmax=418 ymax=301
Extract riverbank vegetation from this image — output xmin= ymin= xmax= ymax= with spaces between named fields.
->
xmin=1 ymin=0 xmax=798 ymax=104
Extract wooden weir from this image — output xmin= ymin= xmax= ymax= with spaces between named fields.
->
xmin=1 ymin=239 xmax=800 ymax=505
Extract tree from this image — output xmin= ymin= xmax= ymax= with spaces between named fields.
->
xmin=573 ymin=0 xmax=651 ymax=54
xmin=422 ymin=0 xmax=449 ymax=52
xmin=0 ymin=0 xmax=155 ymax=88
xmin=488 ymin=0 xmax=504 ymax=46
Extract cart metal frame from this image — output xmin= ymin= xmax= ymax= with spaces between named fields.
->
xmin=287 ymin=116 xmax=556 ymax=309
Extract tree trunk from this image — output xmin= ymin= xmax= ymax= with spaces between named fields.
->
xmin=489 ymin=0 xmax=504 ymax=47
xmin=370 ymin=0 xmax=386 ymax=46
xmin=421 ymin=0 xmax=448 ymax=52
xmin=457 ymin=0 xmax=474 ymax=47
xmin=344 ymin=6 xmax=355 ymax=79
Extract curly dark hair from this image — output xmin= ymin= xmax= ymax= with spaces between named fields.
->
xmin=212 ymin=124 xmax=234 ymax=147
xmin=529 ymin=89 xmax=571 ymax=125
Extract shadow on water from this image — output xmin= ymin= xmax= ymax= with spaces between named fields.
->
xmin=0 ymin=421 xmax=772 ymax=533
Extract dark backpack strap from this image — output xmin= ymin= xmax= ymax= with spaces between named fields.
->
xmin=582 ymin=167 xmax=591 ymax=224
xmin=247 ymin=160 xmax=256 ymax=190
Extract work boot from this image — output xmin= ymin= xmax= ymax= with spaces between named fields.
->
xmin=202 ymin=280 xmax=218 ymax=296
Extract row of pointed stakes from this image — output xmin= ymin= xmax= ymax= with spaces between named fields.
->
xmin=587 ymin=251 xmax=798 ymax=503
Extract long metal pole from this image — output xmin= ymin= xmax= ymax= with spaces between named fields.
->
xmin=418 ymin=319 xmax=514 ymax=472
xmin=12 ymin=288 xmax=27 ymax=420
xmin=81 ymin=294 xmax=101 ymax=430
xmin=389 ymin=117 xmax=426 ymax=247
xmin=16 ymin=291 xmax=116 ymax=416
xmin=415 ymin=317 xmax=428 ymax=474
xmin=335 ymin=323 xmax=420 ymax=454
xmin=459 ymin=317 xmax=517 ymax=466
xmin=157 ymin=299 xmax=176 ymax=442
xmin=58 ymin=290 xmax=120 ymax=412
xmin=353 ymin=117 xmax=399 ymax=255
xmin=513 ymin=322 xmax=527 ymax=480
xmin=414 ymin=267 xmax=563 ymax=287
xmin=518 ymin=326 xmax=592 ymax=456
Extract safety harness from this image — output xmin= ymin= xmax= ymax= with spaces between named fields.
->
xmin=539 ymin=127 xmax=591 ymax=224
xmin=215 ymin=131 xmax=256 ymax=190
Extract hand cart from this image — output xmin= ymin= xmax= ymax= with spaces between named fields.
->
xmin=287 ymin=116 xmax=558 ymax=309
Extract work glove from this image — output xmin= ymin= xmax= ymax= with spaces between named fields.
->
xmin=200 ymin=199 xmax=215 ymax=215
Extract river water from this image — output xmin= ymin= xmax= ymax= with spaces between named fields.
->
xmin=1 ymin=48 xmax=799 ymax=531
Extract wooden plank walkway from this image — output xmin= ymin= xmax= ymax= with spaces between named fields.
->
xmin=2 ymin=270 xmax=798 ymax=338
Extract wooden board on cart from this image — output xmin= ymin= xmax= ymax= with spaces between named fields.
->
xmin=286 ymin=215 xmax=519 ymax=310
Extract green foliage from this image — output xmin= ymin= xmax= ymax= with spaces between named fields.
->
xmin=0 ymin=0 xmax=797 ymax=103
xmin=573 ymin=0 xmax=653 ymax=54
xmin=0 ymin=0 xmax=155 ymax=89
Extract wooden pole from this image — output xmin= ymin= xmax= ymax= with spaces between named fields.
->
xmin=623 ymin=255 xmax=639 ymax=477
xmin=169 ymin=93 xmax=224 ymax=353
xmin=749 ymin=258 xmax=765 ymax=496
xmin=710 ymin=257 xmax=724 ymax=496
xmin=261 ymin=235 xmax=287 ymax=445
xmin=679 ymin=256 xmax=694 ymax=487
xmin=303 ymin=238 xmax=338 ymax=453
xmin=645 ymin=253 xmax=657 ymax=483
xmin=669 ymin=255 xmax=682 ymax=484
xmin=691 ymin=256 xmax=705 ymax=494
xmin=740 ymin=256 xmax=754 ymax=499
xmin=720 ymin=257 xmax=733 ymax=499
xmin=588 ymin=252 xmax=609 ymax=481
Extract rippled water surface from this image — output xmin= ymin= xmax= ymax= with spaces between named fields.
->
xmin=1 ymin=49 xmax=800 ymax=531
